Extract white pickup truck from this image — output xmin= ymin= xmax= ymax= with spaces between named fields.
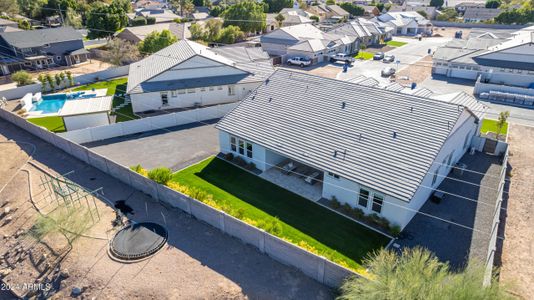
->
xmin=330 ymin=53 xmax=356 ymax=64
xmin=287 ymin=57 xmax=312 ymax=67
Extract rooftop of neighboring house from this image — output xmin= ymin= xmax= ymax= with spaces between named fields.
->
xmin=462 ymin=7 xmax=501 ymax=20
xmin=377 ymin=11 xmax=430 ymax=25
xmin=216 ymin=69 xmax=483 ymax=202
xmin=327 ymin=18 xmax=384 ymax=39
xmin=133 ymin=0 xmax=167 ymax=10
xmin=433 ymin=28 xmax=534 ymax=70
xmin=116 ymin=22 xmax=191 ymax=42
xmin=127 ymin=39 xmax=274 ymax=94
xmin=0 ymin=26 xmax=82 ymax=49
xmin=0 ymin=18 xmax=18 ymax=27
xmin=261 ymin=23 xmax=357 ymax=50
xmin=0 ymin=26 xmax=22 ymax=33
xmin=453 ymin=1 xmax=486 ymax=8
xmin=128 ymin=9 xmax=180 ymax=23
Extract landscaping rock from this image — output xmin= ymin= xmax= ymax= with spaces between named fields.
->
xmin=60 ymin=269 xmax=70 ymax=279
xmin=71 ymin=286 xmax=83 ymax=297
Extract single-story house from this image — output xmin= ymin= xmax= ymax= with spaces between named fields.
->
xmin=216 ymin=69 xmax=485 ymax=229
xmin=455 ymin=2 xmax=485 ymax=14
xmin=375 ymin=11 xmax=432 ymax=35
xmin=0 ymin=27 xmax=88 ymax=76
xmin=127 ymin=9 xmax=180 ymax=24
xmin=389 ymin=4 xmax=438 ymax=20
xmin=115 ymin=22 xmax=191 ymax=44
xmin=126 ymin=39 xmax=275 ymax=113
xmin=265 ymin=9 xmax=314 ymax=33
xmin=133 ymin=0 xmax=167 ymax=10
xmin=0 ymin=18 xmax=18 ymax=30
xmin=432 ymin=28 xmax=534 ymax=86
xmin=327 ymin=18 xmax=391 ymax=46
xmin=462 ymin=7 xmax=501 ymax=23
xmin=362 ymin=6 xmax=381 ymax=17
xmin=306 ymin=4 xmax=349 ymax=22
xmin=260 ymin=23 xmax=358 ymax=64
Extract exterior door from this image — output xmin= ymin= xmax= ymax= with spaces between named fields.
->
xmin=161 ymin=92 xmax=168 ymax=106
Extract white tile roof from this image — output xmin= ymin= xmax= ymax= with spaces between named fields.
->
xmin=217 ymin=70 xmax=473 ymax=202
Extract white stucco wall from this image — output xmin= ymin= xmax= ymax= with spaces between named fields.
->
xmin=130 ymin=82 xmax=260 ymax=113
xmin=63 ymin=112 xmax=109 ymax=131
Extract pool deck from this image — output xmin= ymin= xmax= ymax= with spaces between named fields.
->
xmin=24 ymin=88 xmax=108 ymax=118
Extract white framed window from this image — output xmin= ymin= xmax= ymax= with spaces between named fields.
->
xmin=217 ymin=86 xmax=223 ymax=90
xmin=228 ymin=85 xmax=236 ymax=96
xmin=178 ymin=89 xmax=185 ymax=94
xmin=56 ymin=56 xmax=61 ymax=61
xmin=246 ymin=142 xmax=253 ymax=158
xmin=230 ymin=136 xmax=237 ymax=151
xmin=358 ymin=188 xmax=369 ymax=208
xmin=238 ymin=140 xmax=245 ymax=155
xmin=160 ymin=92 xmax=168 ymax=106
xmin=171 ymin=90 xmax=177 ymax=97
xmin=24 ymin=62 xmax=31 ymax=66
xmin=209 ymin=86 xmax=214 ymax=91
xmin=328 ymin=172 xmax=340 ymax=179
xmin=187 ymin=88 xmax=195 ymax=93
xmin=371 ymin=194 xmax=384 ymax=213
xmin=200 ymin=87 xmax=206 ymax=92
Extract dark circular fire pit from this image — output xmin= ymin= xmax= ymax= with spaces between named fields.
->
xmin=109 ymin=222 xmax=168 ymax=262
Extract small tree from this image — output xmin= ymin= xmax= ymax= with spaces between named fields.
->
xmin=496 ymin=111 xmax=510 ymax=139
xmin=11 ymin=70 xmax=33 ymax=86
xmin=54 ymin=73 xmax=61 ymax=87
xmin=138 ymin=30 xmax=178 ymax=54
xmin=326 ymin=0 xmax=335 ymax=4
xmin=189 ymin=23 xmax=205 ymax=41
xmin=58 ymin=72 xmax=65 ymax=86
xmin=46 ymin=74 xmax=55 ymax=90
xmin=65 ymin=71 xmax=74 ymax=87
xmin=339 ymin=248 xmax=512 ymax=300
xmin=105 ymin=38 xmax=140 ymax=66
xmin=275 ymin=13 xmax=285 ymax=27
xmin=37 ymin=73 xmax=46 ymax=91
xmin=485 ymin=0 xmax=501 ymax=8
xmin=131 ymin=16 xmax=147 ymax=26
xmin=217 ymin=25 xmax=245 ymax=44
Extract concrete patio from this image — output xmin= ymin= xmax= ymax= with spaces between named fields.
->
xmin=394 ymin=151 xmax=505 ymax=269
xmin=259 ymin=167 xmax=323 ymax=201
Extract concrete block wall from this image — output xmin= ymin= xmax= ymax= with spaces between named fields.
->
xmin=0 ymin=107 xmax=361 ymax=289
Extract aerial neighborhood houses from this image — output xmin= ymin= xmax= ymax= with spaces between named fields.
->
xmin=116 ymin=22 xmax=191 ymax=44
xmin=432 ymin=26 xmax=534 ymax=99
xmin=126 ymin=39 xmax=274 ymax=113
xmin=0 ymin=27 xmax=88 ymax=76
xmin=374 ymin=11 xmax=432 ymax=35
xmin=217 ymin=70 xmax=485 ymax=229
xmin=462 ymin=7 xmax=502 ymax=23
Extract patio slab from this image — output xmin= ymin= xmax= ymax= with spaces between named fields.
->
xmin=259 ymin=168 xmax=323 ymax=201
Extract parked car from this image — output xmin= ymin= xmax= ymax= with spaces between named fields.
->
xmin=373 ymin=52 xmax=384 ymax=60
xmin=287 ymin=57 xmax=312 ymax=67
xmin=330 ymin=53 xmax=355 ymax=64
xmin=381 ymin=67 xmax=396 ymax=77
xmin=383 ymin=54 xmax=395 ymax=63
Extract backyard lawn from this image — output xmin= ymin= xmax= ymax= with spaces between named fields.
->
xmin=73 ymin=77 xmax=137 ymax=123
xmin=355 ymin=51 xmax=374 ymax=60
xmin=480 ymin=119 xmax=508 ymax=136
xmin=386 ymin=40 xmax=408 ymax=47
xmin=172 ymin=157 xmax=390 ymax=272
xmin=27 ymin=116 xmax=65 ymax=132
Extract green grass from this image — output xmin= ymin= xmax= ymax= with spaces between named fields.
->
xmin=172 ymin=157 xmax=389 ymax=272
xmin=73 ymin=77 xmax=127 ymax=96
xmin=73 ymin=78 xmax=137 ymax=123
xmin=386 ymin=40 xmax=408 ymax=47
xmin=27 ymin=116 xmax=65 ymax=132
xmin=354 ymin=51 xmax=374 ymax=60
xmin=480 ymin=119 xmax=508 ymax=135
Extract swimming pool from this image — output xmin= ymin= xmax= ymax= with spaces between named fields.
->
xmin=30 ymin=91 xmax=97 ymax=114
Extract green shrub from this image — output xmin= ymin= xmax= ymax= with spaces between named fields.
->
xmin=146 ymin=16 xmax=156 ymax=25
xmin=341 ymin=203 xmax=353 ymax=215
xmin=148 ymin=167 xmax=173 ymax=184
xmin=233 ymin=156 xmax=247 ymax=167
xmin=331 ymin=196 xmax=341 ymax=209
xmin=258 ymin=217 xmax=283 ymax=235
xmin=11 ymin=70 xmax=33 ymax=86
xmin=235 ymin=208 xmax=245 ymax=219
xmin=131 ymin=16 xmax=147 ymax=26
xmin=389 ymin=224 xmax=401 ymax=237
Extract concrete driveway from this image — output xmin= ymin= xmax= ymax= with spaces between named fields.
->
xmin=338 ymin=36 xmax=452 ymax=84
xmin=84 ymin=119 xmax=219 ymax=171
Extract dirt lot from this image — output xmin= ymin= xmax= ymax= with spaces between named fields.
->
xmin=279 ymin=63 xmax=341 ymax=79
xmin=432 ymin=27 xmax=471 ymax=39
xmin=395 ymin=55 xmax=433 ymax=85
xmin=0 ymin=120 xmax=333 ymax=299
xmin=499 ymin=124 xmax=534 ymax=299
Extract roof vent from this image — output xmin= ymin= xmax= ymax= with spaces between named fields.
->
xmin=357 ymin=133 xmax=363 ymax=141
xmin=333 ymin=150 xmax=347 ymax=159
xmin=268 ymin=97 xmax=272 ymax=102
xmin=410 ymin=106 xmax=413 ymax=112
xmin=265 ymin=78 xmax=270 ymax=85
xmin=393 ymin=131 xmax=397 ymax=138
xmin=341 ymin=101 xmax=346 ymax=109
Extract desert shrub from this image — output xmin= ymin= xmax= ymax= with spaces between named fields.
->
xmin=11 ymin=70 xmax=33 ymax=86
xmin=234 ymin=208 xmax=245 ymax=219
xmin=233 ymin=156 xmax=247 ymax=167
xmin=148 ymin=167 xmax=173 ymax=184
xmin=341 ymin=203 xmax=353 ymax=215
xmin=223 ymin=152 xmax=234 ymax=161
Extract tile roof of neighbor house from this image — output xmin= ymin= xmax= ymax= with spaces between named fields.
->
xmin=117 ymin=22 xmax=190 ymax=42
xmin=0 ymin=19 xmax=18 ymax=26
xmin=463 ymin=7 xmax=501 ymax=20
xmin=0 ymin=27 xmax=82 ymax=48
xmin=0 ymin=26 xmax=22 ymax=33
xmin=217 ymin=69 xmax=478 ymax=202
xmin=126 ymin=39 xmax=274 ymax=94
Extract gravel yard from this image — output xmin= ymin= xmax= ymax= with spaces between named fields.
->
xmin=499 ymin=124 xmax=534 ymax=298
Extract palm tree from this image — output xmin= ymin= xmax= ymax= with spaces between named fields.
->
xmin=339 ymin=248 xmax=511 ymax=300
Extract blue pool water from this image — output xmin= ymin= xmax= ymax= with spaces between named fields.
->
xmin=30 ymin=91 xmax=97 ymax=113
